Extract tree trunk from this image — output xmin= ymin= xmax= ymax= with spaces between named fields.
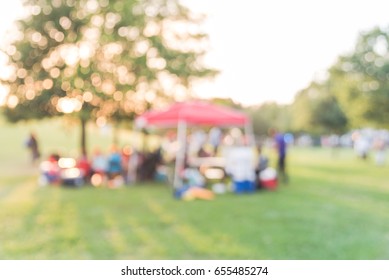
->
xmin=80 ymin=118 xmax=87 ymax=157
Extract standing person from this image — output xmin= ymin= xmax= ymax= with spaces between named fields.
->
xmin=271 ymin=128 xmax=288 ymax=184
xmin=209 ymin=127 xmax=222 ymax=155
xmin=127 ymin=148 xmax=140 ymax=184
xmin=26 ymin=132 xmax=41 ymax=164
xmin=373 ymin=136 xmax=386 ymax=166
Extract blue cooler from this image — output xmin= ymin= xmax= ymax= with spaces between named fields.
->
xmin=233 ymin=180 xmax=255 ymax=193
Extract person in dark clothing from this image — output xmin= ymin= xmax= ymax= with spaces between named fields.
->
xmin=26 ymin=132 xmax=40 ymax=164
xmin=255 ymin=146 xmax=269 ymax=189
xmin=271 ymin=129 xmax=288 ymax=184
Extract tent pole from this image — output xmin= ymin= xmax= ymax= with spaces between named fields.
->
xmin=244 ymin=119 xmax=255 ymax=146
xmin=130 ymin=123 xmax=142 ymax=184
xmin=173 ymin=120 xmax=187 ymax=189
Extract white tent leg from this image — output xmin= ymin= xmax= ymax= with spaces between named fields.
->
xmin=244 ymin=120 xmax=255 ymax=146
xmin=173 ymin=120 xmax=187 ymax=189
xmin=128 ymin=126 xmax=141 ymax=183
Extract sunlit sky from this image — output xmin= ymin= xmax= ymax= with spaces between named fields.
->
xmin=1 ymin=1 xmax=389 ymax=106
xmin=182 ymin=0 xmax=389 ymax=105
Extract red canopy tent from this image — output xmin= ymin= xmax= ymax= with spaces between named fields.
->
xmin=136 ymin=100 xmax=249 ymax=127
xmin=135 ymin=100 xmax=254 ymax=188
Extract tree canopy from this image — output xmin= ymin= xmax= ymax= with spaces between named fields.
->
xmin=328 ymin=26 xmax=389 ymax=129
xmin=0 ymin=0 xmax=217 ymax=155
xmin=290 ymin=81 xmax=348 ymax=135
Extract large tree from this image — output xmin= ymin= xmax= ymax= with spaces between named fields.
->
xmin=0 ymin=0 xmax=217 ymax=155
xmin=290 ymin=81 xmax=348 ymax=135
xmin=328 ymin=26 xmax=389 ymax=129
xmin=310 ymin=95 xmax=348 ymax=135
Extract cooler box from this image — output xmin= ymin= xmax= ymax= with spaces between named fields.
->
xmin=259 ymin=167 xmax=278 ymax=190
xmin=261 ymin=178 xmax=277 ymax=190
xmin=233 ymin=180 xmax=255 ymax=193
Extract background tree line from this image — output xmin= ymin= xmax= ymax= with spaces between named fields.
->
xmin=245 ymin=25 xmax=389 ymax=138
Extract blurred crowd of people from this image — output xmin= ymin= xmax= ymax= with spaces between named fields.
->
xmin=38 ymin=144 xmax=163 ymax=188
xmin=28 ymin=125 xmax=289 ymax=193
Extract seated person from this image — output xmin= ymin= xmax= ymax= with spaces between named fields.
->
xmin=40 ymin=153 xmax=61 ymax=185
xmin=174 ymin=167 xmax=214 ymax=201
xmin=77 ymin=155 xmax=91 ymax=181
xmin=106 ymin=145 xmax=123 ymax=187
xmin=91 ymin=147 xmax=107 ymax=175
xmin=197 ymin=145 xmax=211 ymax=157
xmin=255 ymin=146 xmax=269 ymax=189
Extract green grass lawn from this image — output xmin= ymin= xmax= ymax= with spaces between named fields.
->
xmin=1 ymin=118 xmax=389 ymax=259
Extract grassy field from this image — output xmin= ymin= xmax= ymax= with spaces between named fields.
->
xmin=1 ymin=118 xmax=389 ymax=259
